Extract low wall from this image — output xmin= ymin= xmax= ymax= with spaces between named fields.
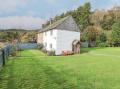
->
xmin=81 ymin=42 xmax=89 ymax=48
xmin=16 ymin=43 xmax=38 ymax=50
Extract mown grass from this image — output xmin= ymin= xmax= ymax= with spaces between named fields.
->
xmin=0 ymin=48 xmax=120 ymax=89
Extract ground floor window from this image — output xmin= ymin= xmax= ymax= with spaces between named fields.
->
xmin=50 ymin=44 xmax=52 ymax=49
xmin=45 ymin=42 xmax=47 ymax=47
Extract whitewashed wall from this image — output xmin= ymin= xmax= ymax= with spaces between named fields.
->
xmin=37 ymin=33 xmax=43 ymax=44
xmin=43 ymin=29 xmax=57 ymax=51
xmin=56 ymin=29 xmax=80 ymax=55
xmin=43 ymin=29 xmax=80 ymax=55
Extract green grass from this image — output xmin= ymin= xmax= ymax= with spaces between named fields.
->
xmin=0 ymin=48 xmax=120 ymax=89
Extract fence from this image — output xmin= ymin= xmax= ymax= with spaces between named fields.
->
xmin=0 ymin=45 xmax=12 ymax=68
xmin=0 ymin=43 xmax=38 ymax=69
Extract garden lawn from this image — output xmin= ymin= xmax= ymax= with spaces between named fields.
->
xmin=0 ymin=48 xmax=120 ymax=89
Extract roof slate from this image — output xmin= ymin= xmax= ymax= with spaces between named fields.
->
xmin=39 ymin=16 xmax=80 ymax=33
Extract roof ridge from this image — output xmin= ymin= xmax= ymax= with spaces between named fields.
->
xmin=40 ymin=15 xmax=72 ymax=32
xmin=52 ymin=15 xmax=71 ymax=28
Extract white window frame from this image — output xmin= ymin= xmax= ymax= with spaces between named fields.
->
xmin=50 ymin=43 xmax=52 ymax=49
xmin=45 ymin=32 xmax=47 ymax=36
xmin=50 ymin=30 xmax=53 ymax=36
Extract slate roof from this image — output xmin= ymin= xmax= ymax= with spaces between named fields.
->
xmin=39 ymin=16 xmax=80 ymax=33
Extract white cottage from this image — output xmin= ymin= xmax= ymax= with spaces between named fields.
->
xmin=37 ymin=16 xmax=80 ymax=55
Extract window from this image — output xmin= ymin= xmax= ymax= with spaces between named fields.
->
xmin=45 ymin=43 xmax=47 ymax=47
xmin=50 ymin=30 xmax=53 ymax=36
xmin=50 ymin=44 xmax=52 ymax=49
xmin=45 ymin=32 xmax=47 ymax=36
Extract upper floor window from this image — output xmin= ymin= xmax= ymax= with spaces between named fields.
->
xmin=50 ymin=44 xmax=52 ymax=49
xmin=50 ymin=30 xmax=53 ymax=36
xmin=45 ymin=32 xmax=47 ymax=36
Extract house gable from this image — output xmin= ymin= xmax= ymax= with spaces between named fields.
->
xmin=56 ymin=16 xmax=80 ymax=32
xmin=39 ymin=16 xmax=80 ymax=33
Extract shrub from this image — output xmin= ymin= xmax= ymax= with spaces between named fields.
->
xmin=96 ymin=33 xmax=107 ymax=47
xmin=41 ymin=48 xmax=47 ymax=53
xmin=80 ymin=33 xmax=87 ymax=42
xmin=38 ymin=43 xmax=44 ymax=50
xmin=112 ymin=18 xmax=120 ymax=46
xmin=47 ymin=50 xmax=55 ymax=56
xmin=97 ymin=42 xmax=108 ymax=47
xmin=100 ymin=32 xmax=107 ymax=42
xmin=0 ymin=43 xmax=4 ymax=48
xmin=10 ymin=45 xmax=17 ymax=56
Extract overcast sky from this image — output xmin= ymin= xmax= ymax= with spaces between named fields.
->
xmin=0 ymin=0 xmax=120 ymax=29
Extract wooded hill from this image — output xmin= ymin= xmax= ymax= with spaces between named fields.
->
xmin=0 ymin=31 xmax=37 ymax=43
xmin=0 ymin=2 xmax=120 ymax=46
xmin=42 ymin=2 xmax=120 ymax=47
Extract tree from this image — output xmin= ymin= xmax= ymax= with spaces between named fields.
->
xmin=100 ymin=8 xmax=120 ymax=30
xmin=95 ymin=32 xmax=108 ymax=47
xmin=99 ymin=32 xmax=107 ymax=42
xmin=84 ymin=25 xmax=101 ymax=46
xmin=80 ymin=33 xmax=87 ymax=42
xmin=72 ymin=2 xmax=91 ymax=32
xmin=90 ymin=10 xmax=106 ymax=26
xmin=101 ymin=14 xmax=115 ymax=30
xmin=0 ymin=32 xmax=18 ymax=42
xmin=0 ymin=30 xmax=37 ymax=43
xmin=112 ymin=18 xmax=120 ymax=46
xmin=107 ymin=31 xmax=113 ymax=47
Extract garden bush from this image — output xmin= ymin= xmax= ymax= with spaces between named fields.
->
xmin=47 ymin=50 xmax=55 ymax=56
xmin=97 ymin=42 xmax=108 ymax=47
xmin=10 ymin=45 xmax=17 ymax=56
xmin=41 ymin=48 xmax=47 ymax=53
xmin=38 ymin=43 xmax=44 ymax=50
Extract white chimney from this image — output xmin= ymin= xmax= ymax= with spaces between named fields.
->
xmin=50 ymin=18 xmax=52 ymax=27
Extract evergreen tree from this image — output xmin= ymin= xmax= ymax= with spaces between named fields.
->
xmin=112 ymin=19 xmax=120 ymax=45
